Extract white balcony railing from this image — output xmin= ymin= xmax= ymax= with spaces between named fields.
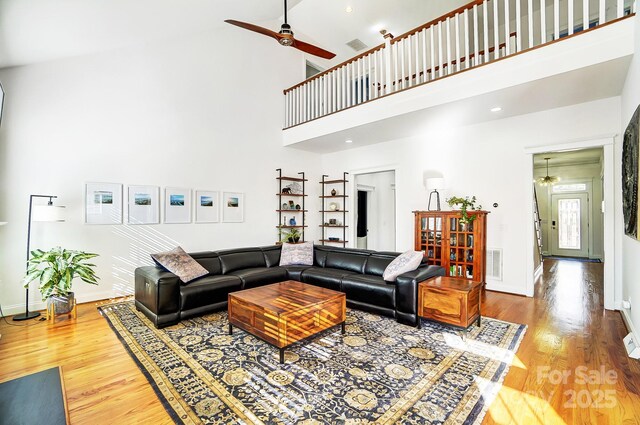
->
xmin=284 ymin=0 xmax=636 ymax=128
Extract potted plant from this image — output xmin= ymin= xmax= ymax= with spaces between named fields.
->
xmin=281 ymin=228 xmax=301 ymax=243
xmin=446 ymin=196 xmax=482 ymax=227
xmin=23 ymin=247 xmax=99 ymax=314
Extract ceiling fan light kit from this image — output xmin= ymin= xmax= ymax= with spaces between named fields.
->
xmin=225 ymin=0 xmax=336 ymax=59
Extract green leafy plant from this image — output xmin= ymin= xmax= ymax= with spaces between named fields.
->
xmin=446 ymin=196 xmax=482 ymax=225
xmin=23 ymin=247 xmax=99 ymax=300
xmin=281 ymin=228 xmax=301 ymax=243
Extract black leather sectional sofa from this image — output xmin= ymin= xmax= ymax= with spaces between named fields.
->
xmin=134 ymin=245 xmax=444 ymax=329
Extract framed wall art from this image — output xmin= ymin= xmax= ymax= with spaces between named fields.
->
xmin=623 ymin=104 xmax=640 ymax=240
xmin=128 ymin=185 xmax=160 ymax=224
xmin=164 ymin=187 xmax=191 ymax=224
xmin=222 ymin=192 xmax=244 ymax=223
xmin=195 ymin=190 xmax=219 ymax=223
xmin=85 ymin=182 xmax=123 ymax=224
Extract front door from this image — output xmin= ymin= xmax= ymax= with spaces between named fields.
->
xmin=551 ymin=193 xmax=589 ymax=258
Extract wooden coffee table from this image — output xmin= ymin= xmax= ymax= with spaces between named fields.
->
xmin=228 ymin=280 xmax=346 ymax=363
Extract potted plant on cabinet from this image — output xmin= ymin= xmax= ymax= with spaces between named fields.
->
xmin=23 ymin=247 xmax=99 ymax=315
xmin=446 ymin=196 xmax=482 ymax=228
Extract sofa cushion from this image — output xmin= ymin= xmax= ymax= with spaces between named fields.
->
xmin=324 ymin=251 xmax=368 ymax=274
xmin=281 ymin=265 xmax=312 ymax=281
xmin=364 ymin=254 xmax=395 ymax=276
xmin=179 ymin=275 xmax=242 ymax=311
xmin=300 ymin=267 xmax=356 ymax=291
xmin=228 ymin=267 xmax=288 ymax=289
xmin=342 ymin=275 xmax=396 ymax=309
xmin=280 ymin=242 xmax=313 ymax=266
xmin=261 ymin=245 xmax=282 ymax=268
xmin=218 ymin=249 xmax=266 ymax=274
xmin=190 ymin=251 xmax=221 ymax=275
xmin=151 ymin=246 xmax=209 ymax=283
xmin=383 ymin=251 xmax=423 ymax=282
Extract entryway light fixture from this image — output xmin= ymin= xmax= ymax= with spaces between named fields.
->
xmin=345 ymin=139 xmax=353 ymax=144
xmin=14 ymin=195 xmax=66 ymax=321
xmin=536 ymin=157 xmax=561 ymax=186
xmin=490 ymin=107 xmax=502 ymax=112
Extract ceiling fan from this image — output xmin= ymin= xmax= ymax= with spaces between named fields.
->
xmin=224 ymin=0 xmax=336 ymax=60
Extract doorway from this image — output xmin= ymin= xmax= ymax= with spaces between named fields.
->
xmin=353 ymin=170 xmax=396 ymax=251
xmin=550 ymin=192 xmax=589 ymax=257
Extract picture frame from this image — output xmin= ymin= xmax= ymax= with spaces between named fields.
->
xmin=164 ymin=187 xmax=191 ymax=224
xmin=195 ymin=190 xmax=219 ymax=223
xmin=623 ymin=104 xmax=640 ymax=239
xmin=85 ymin=182 xmax=123 ymax=224
xmin=222 ymin=192 xmax=244 ymax=223
xmin=128 ymin=185 xmax=160 ymax=224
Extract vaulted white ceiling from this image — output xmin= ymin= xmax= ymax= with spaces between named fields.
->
xmin=0 ymin=0 xmax=467 ymax=69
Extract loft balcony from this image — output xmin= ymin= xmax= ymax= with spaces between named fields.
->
xmin=282 ymin=0 xmax=637 ymax=152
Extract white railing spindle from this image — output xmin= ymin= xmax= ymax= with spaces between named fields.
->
xmin=455 ymin=14 xmax=461 ymax=73
xmin=541 ymin=0 xmax=547 ymax=44
xmin=528 ymin=0 xmax=534 ymax=48
xmin=568 ymin=0 xmax=574 ymax=36
xmin=583 ymin=0 xmax=589 ymax=31
xmin=464 ymin=9 xmax=470 ymax=69
xmin=493 ymin=0 xmax=500 ymax=60
xmin=438 ymin=22 xmax=444 ymax=77
xmin=600 ymin=0 xmax=606 ymax=24
xmin=473 ymin=4 xmax=480 ymax=66
xmin=505 ymin=0 xmax=511 ymax=55
xmin=421 ymin=29 xmax=428 ymax=83
xmin=430 ymin=26 xmax=436 ymax=78
xmin=483 ymin=0 xmax=489 ymax=63
xmin=554 ymin=0 xmax=560 ymax=40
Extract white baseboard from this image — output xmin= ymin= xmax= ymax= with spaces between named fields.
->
xmin=621 ymin=308 xmax=640 ymax=346
xmin=485 ymin=282 xmax=529 ymax=296
xmin=534 ymin=263 xmax=543 ymax=279
xmin=0 ymin=291 xmax=125 ymax=317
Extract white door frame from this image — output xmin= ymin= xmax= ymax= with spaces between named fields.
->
xmin=524 ymin=136 xmax=616 ymax=310
xmin=350 ymin=165 xmax=398 ymax=252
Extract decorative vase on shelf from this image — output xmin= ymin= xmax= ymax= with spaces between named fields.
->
xmin=331 ymin=189 xmax=337 ymax=196
xmin=289 ymin=217 xmax=297 ymax=226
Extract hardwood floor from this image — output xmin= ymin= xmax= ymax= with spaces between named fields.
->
xmin=0 ymin=259 xmax=638 ymax=424
xmin=483 ymin=259 xmax=640 ymax=425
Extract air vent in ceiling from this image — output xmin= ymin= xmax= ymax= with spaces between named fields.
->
xmin=346 ymin=38 xmax=368 ymax=52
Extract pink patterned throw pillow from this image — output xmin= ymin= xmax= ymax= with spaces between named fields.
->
xmin=279 ymin=242 xmax=314 ymax=266
xmin=151 ymin=246 xmax=208 ymax=283
xmin=382 ymin=250 xmax=423 ymax=282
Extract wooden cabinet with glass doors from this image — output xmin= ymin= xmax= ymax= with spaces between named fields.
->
xmin=413 ymin=210 xmax=488 ymax=284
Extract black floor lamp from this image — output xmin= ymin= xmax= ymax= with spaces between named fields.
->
xmin=13 ymin=195 xmax=65 ymax=321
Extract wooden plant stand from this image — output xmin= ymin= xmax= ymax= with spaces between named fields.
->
xmin=46 ymin=298 xmax=77 ymax=323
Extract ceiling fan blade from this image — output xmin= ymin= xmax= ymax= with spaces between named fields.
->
xmin=291 ymin=38 xmax=336 ymax=59
xmin=224 ymin=20 xmax=281 ymax=41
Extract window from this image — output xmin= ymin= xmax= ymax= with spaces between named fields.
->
xmin=552 ymin=183 xmax=587 ymax=193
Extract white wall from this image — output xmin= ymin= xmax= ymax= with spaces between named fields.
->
xmin=620 ymin=11 xmax=640 ymax=336
xmin=321 ymin=97 xmax=620 ymax=295
xmin=354 ymin=171 xmax=396 ymax=251
xmin=0 ymin=27 xmax=321 ymax=314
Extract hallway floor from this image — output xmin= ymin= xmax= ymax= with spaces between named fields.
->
xmin=483 ymin=259 xmax=640 ymax=424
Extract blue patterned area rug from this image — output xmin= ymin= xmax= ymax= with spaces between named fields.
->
xmin=100 ymin=301 xmax=526 ymax=424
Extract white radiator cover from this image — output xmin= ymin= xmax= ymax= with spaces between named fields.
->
xmin=486 ymin=248 xmax=503 ymax=281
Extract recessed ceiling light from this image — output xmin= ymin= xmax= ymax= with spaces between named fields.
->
xmin=346 ymin=6 xmax=353 ymax=13
xmin=490 ymin=107 xmax=502 ymax=112
xmin=345 ymin=139 xmax=353 ymax=144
